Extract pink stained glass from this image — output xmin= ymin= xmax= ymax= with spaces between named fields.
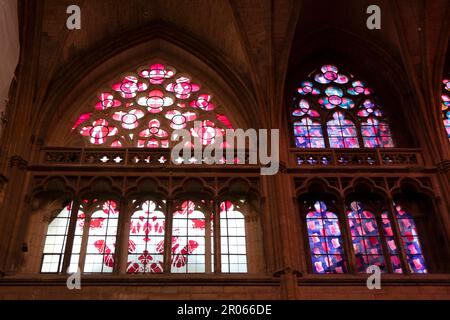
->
xmin=80 ymin=119 xmax=118 ymax=145
xmin=95 ymin=93 xmax=121 ymax=110
xmin=191 ymin=120 xmax=223 ymax=145
xmin=127 ymin=201 xmax=165 ymax=274
xmin=171 ymin=201 xmax=209 ymax=273
xmin=138 ymin=63 xmax=175 ymax=84
xmin=72 ymin=113 xmax=91 ymax=130
xmin=74 ymin=62 xmax=232 ymax=148
xmin=361 ymin=118 xmax=394 ymax=148
xmin=190 ymin=94 xmax=216 ymax=111
xmin=306 ymin=201 xmax=346 ymax=274
xmin=112 ymin=75 xmax=148 ymax=99
xmin=84 ymin=200 xmax=119 ymax=273
xmin=166 ymin=76 xmax=200 ymax=99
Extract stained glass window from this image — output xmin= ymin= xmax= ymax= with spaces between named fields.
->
xmin=442 ymin=78 xmax=450 ymax=140
xmin=171 ymin=201 xmax=211 ymax=273
xmin=220 ymin=201 xmax=247 ymax=273
xmin=41 ymin=198 xmax=250 ymax=274
xmin=127 ymin=201 xmax=165 ymax=273
xmin=347 ymin=202 xmax=386 ymax=272
xmin=72 ymin=63 xmax=233 ymax=147
xmin=291 ymin=64 xmax=394 ymax=148
xmin=84 ymin=200 xmax=119 ymax=273
xmin=306 ymin=201 xmax=346 ymax=273
xmin=393 ymin=205 xmax=427 ymax=273
xmin=41 ymin=203 xmax=73 ymax=273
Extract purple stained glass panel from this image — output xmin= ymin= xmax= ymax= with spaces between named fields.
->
xmin=347 ymin=202 xmax=386 ymax=273
xmin=306 ymin=201 xmax=346 ymax=273
xmin=394 ymin=205 xmax=427 ymax=273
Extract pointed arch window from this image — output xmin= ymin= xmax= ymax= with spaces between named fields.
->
xmin=83 ymin=200 xmax=119 ymax=273
xmin=40 ymin=203 xmax=73 ymax=273
xmin=291 ymin=65 xmax=394 ymax=148
xmin=127 ymin=200 xmax=165 ymax=274
xmin=305 ymin=201 xmax=346 ymax=273
xmin=442 ymin=78 xmax=450 ymax=140
xmin=392 ymin=204 xmax=427 ymax=273
xmin=220 ymin=201 xmax=248 ymax=273
xmin=72 ymin=63 xmax=233 ymax=148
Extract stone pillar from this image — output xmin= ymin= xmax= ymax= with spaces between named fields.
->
xmin=0 ymin=156 xmax=29 ymax=273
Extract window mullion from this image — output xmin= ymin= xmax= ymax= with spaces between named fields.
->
xmin=78 ymin=206 xmax=93 ymax=273
xmin=205 ymin=203 xmax=212 ymax=274
xmin=163 ymin=199 xmax=173 ymax=273
xmin=116 ymin=198 xmax=130 ymax=274
xmin=213 ymin=199 xmax=221 ymax=273
xmin=386 ymin=199 xmax=410 ymax=274
xmin=61 ymin=198 xmax=80 ymax=274
xmin=339 ymin=201 xmax=357 ymax=274
xmin=375 ymin=213 xmax=393 ymax=273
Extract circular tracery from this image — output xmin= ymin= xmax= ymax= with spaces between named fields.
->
xmin=74 ymin=63 xmax=232 ymax=147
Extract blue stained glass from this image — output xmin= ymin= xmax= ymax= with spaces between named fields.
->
xmin=306 ymin=201 xmax=346 ymax=274
xmin=381 ymin=212 xmax=403 ymax=273
xmin=393 ymin=206 xmax=427 ymax=273
xmin=327 ymin=112 xmax=359 ymax=148
xmin=325 ymin=86 xmax=343 ymax=97
xmin=293 ymin=119 xmax=325 ymax=148
xmin=347 ymin=202 xmax=386 ymax=273
xmin=361 ymin=118 xmax=394 ymax=148
xmin=442 ymin=79 xmax=450 ymax=140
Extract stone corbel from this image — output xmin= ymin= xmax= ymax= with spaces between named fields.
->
xmin=9 ymin=155 xmax=28 ymax=170
xmin=273 ymin=266 xmax=303 ymax=278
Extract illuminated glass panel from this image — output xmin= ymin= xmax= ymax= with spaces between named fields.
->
xmin=171 ymin=201 xmax=208 ymax=273
xmin=347 ymin=202 xmax=386 ymax=272
xmin=73 ymin=63 xmax=232 ymax=147
xmin=291 ymin=64 xmax=394 ymax=148
xmin=442 ymin=78 xmax=450 ymax=140
xmin=127 ymin=201 xmax=165 ymax=273
xmin=327 ymin=112 xmax=359 ymax=148
xmin=361 ymin=117 xmax=394 ymax=148
xmin=67 ymin=204 xmax=85 ymax=273
xmin=306 ymin=201 xmax=346 ymax=273
xmin=220 ymin=201 xmax=247 ymax=273
xmin=41 ymin=203 xmax=72 ymax=273
xmin=293 ymin=118 xmax=325 ymax=148
xmin=394 ymin=205 xmax=427 ymax=273
xmin=84 ymin=200 xmax=119 ymax=273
